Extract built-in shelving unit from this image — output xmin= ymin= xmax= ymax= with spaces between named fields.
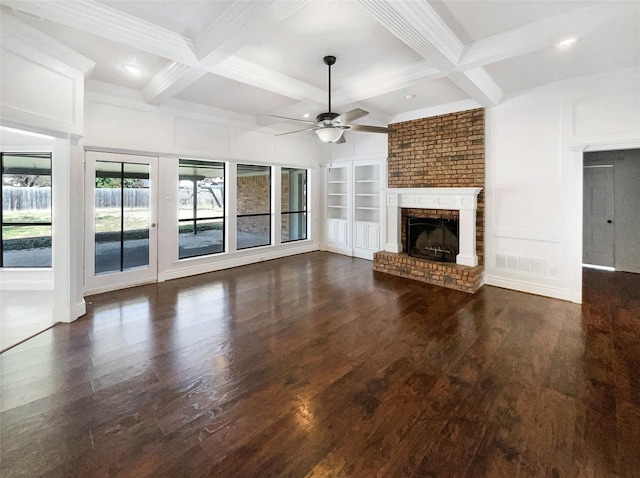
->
xmin=353 ymin=162 xmax=382 ymax=259
xmin=326 ymin=164 xmax=351 ymax=252
xmin=325 ymin=159 xmax=384 ymax=260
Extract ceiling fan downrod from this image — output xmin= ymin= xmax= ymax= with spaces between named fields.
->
xmin=324 ymin=55 xmax=336 ymax=114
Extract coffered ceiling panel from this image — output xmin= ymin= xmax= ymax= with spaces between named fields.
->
xmin=486 ymin=11 xmax=640 ymax=93
xmin=100 ymin=0 xmax=232 ymax=38
xmin=233 ymin=1 xmax=425 ymax=89
xmin=12 ymin=11 xmax=170 ymax=90
xmin=358 ymin=77 xmax=469 ymax=117
xmin=2 ymin=0 xmax=637 ymax=132
xmin=438 ymin=1 xmax=598 ymax=43
xmin=174 ymin=73 xmax=299 ymax=116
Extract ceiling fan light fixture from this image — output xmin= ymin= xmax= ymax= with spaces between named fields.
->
xmin=316 ymin=127 xmax=344 ymax=143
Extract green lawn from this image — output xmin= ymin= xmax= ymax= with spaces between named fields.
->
xmin=3 ymin=207 xmax=223 ymax=239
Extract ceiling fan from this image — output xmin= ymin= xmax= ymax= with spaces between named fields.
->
xmin=271 ymin=56 xmax=389 ymax=144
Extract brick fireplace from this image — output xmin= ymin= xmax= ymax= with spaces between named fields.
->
xmin=373 ymin=108 xmax=485 ymax=293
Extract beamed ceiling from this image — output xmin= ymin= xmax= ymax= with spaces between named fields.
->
xmin=2 ymin=1 xmax=639 ymax=134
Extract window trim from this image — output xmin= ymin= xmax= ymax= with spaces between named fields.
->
xmin=236 ymin=164 xmax=272 ymax=250
xmin=178 ymin=159 xmax=226 ymax=260
xmin=1 ymin=152 xmax=53 ymax=268
xmin=280 ymin=168 xmax=308 ymax=243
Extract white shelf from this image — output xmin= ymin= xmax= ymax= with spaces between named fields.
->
xmin=355 ymin=179 xmax=379 ymax=183
xmin=328 ymin=205 xmax=348 ymax=209
xmin=356 ymin=206 xmax=379 ymax=210
xmin=328 ymin=180 xmax=348 ymax=184
xmin=356 ymin=193 xmax=378 ymax=197
xmin=328 ymin=193 xmax=348 ymax=196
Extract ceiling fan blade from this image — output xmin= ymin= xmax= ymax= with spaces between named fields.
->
xmin=334 ymin=108 xmax=369 ymax=125
xmin=348 ymin=124 xmax=389 ymax=134
xmin=336 ymin=135 xmax=346 ymax=144
xmin=276 ymin=127 xmax=318 ymax=136
xmin=269 ymin=115 xmax=315 ymax=125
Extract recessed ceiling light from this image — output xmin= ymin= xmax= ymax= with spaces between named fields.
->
xmin=556 ymin=37 xmax=577 ymax=49
xmin=404 ymin=94 xmax=415 ymax=100
xmin=303 ymin=113 xmax=310 ymax=118
xmin=123 ymin=63 xmax=142 ymax=76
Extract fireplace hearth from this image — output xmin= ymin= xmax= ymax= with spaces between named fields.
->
xmin=406 ymin=217 xmax=459 ymax=263
xmin=374 ymin=187 xmax=483 ymax=293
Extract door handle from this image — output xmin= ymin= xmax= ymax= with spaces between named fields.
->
xmin=151 ymin=223 xmax=157 ymax=227
xmin=607 ymin=220 xmax=613 ymax=224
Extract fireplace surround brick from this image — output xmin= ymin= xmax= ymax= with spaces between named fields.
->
xmin=375 ymin=108 xmax=485 ymax=292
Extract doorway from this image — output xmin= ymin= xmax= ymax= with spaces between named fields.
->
xmin=583 ymin=149 xmax=640 ymax=274
xmin=84 ymin=151 xmax=158 ymax=294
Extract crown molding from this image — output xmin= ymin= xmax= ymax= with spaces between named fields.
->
xmin=1 ymin=12 xmax=95 ymax=76
xmin=459 ymin=3 xmax=629 ymax=70
xmin=3 ymin=0 xmax=198 ymax=66
xmin=389 ymin=99 xmax=482 ymax=124
xmin=86 ymin=80 xmax=259 ymax=129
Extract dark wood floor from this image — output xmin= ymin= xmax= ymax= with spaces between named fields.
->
xmin=2 ymin=252 xmax=639 ymax=478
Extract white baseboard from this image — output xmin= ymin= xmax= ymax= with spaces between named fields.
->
xmin=73 ymin=299 xmax=86 ymax=319
xmin=324 ymin=244 xmax=352 ymax=257
xmin=484 ymin=274 xmax=581 ymax=303
xmin=158 ymin=242 xmax=320 ymax=282
xmin=84 ymin=277 xmax=156 ymax=296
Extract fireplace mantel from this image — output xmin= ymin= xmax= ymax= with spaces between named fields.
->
xmin=383 ymin=187 xmax=482 ymax=266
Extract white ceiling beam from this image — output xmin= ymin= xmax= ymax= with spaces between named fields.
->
xmin=141 ymin=0 xmax=310 ymax=105
xmin=3 ymin=0 xmax=198 ymax=66
xmin=195 ymin=1 xmax=307 ymax=67
xmin=1 ymin=13 xmax=95 ymax=77
xmin=460 ymin=3 xmax=631 ymax=69
xmin=358 ymin=0 xmax=502 ymax=107
xmin=211 ymin=56 xmax=326 ymax=104
xmin=143 ymin=62 xmax=208 ymax=105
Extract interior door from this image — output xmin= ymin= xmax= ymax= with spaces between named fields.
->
xmin=583 ymin=164 xmax=614 ymax=267
xmin=85 ymin=151 xmax=158 ymax=293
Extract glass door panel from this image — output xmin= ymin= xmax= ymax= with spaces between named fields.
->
xmin=85 ymin=152 xmax=157 ymax=293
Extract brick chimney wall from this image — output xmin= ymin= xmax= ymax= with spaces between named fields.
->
xmin=387 ymin=108 xmax=485 ymax=264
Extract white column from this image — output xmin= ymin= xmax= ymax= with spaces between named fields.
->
xmin=227 ymin=162 xmax=237 ymax=253
xmin=384 ymin=193 xmax=402 ymax=253
xmin=456 ymin=208 xmax=478 ymax=266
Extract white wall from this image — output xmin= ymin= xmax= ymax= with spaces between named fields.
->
xmin=484 ymin=67 xmax=640 ymax=302
xmin=0 ymin=13 xmax=90 ymax=325
xmin=0 ymin=14 xmax=91 ymax=137
xmin=85 ymin=82 xmax=321 ymax=167
xmin=324 ymin=130 xmax=388 ymax=166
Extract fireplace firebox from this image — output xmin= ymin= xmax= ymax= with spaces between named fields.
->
xmin=406 ymin=217 xmax=459 ymax=263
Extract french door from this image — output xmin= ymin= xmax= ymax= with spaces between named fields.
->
xmin=85 ymin=151 xmax=158 ymax=293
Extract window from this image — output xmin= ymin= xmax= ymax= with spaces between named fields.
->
xmin=1 ymin=153 xmax=53 ymax=268
xmin=178 ymin=160 xmax=225 ymax=259
xmin=237 ymin=164 xmax=271 ymax=249
xmin=281 ymin=168 xmax=307 ymax=242
xmin=94 ymin=161 xmax=151 ymax=274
